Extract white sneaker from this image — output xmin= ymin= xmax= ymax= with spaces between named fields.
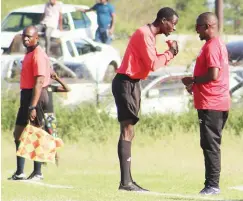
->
xmin=27 ymin=172 xmax=44 ymax=181
xmin=8 ymin=172 xmax=26 ymax=180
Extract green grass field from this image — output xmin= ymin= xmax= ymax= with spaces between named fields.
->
xmin=2 ymin=132 xmax=243 ymax=201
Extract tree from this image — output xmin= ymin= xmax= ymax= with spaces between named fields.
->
xmin=224 ymin=0 xmax=243 ymax=34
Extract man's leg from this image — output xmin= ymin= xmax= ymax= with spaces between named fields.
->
xmin=8 ymin=125 xmax=26 ymax=180
xmin=27 ymin=89 xmax=48 ymax=181
xmin=95 ymin=28 xmax=102 ymax=43
xmin=198 ymin=110 xmax=227 ymax=195
xmin=45 ymin=27 xmax=54 ymax=55
xmin=118 ymin=120 xmax=134 ymax=186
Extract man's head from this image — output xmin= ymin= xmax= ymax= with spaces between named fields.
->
xmin=49 ymin=0 xmax=57 ymax=5
xmin=195 ymin=12 xmax=219 ymax=41
xmin=22 ymin=26 xmax=39 ymax=48
xmin=155 ymin=7 xmax=179 ymax=36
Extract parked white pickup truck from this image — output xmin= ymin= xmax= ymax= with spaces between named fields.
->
xmin=3 ymin=33 xmax=121 ymax=83
xmin=1 ymin=4 xmax=98 ymax=52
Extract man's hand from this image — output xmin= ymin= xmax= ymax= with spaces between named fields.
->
xmin=185 ymin=83 xmax=193 ymax=95
xmin=181 ymin=76 xmax=194 ymax=86
xmin=108 ymin=28 xmax=114 ymax=35
xmin=167 ymin=40 xmax=179 ymax=56
xmin=29 ymin=109 xmax=37 ymax=122
xmin=51 ymin=72 xmax=59 ymax=80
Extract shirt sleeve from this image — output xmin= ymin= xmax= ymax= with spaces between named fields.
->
xmin=205 ymin=42 xmax=221 ymax=69
xmin=108 ymin=4 xmax=115 ymax=15
xmin=139 ymin=31 xmax=174 ymax=71
xmin=33 ymin=50 xmax=47 ymax=77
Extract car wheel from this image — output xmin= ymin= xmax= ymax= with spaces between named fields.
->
xmin=103 ymin=62 xmax=117 ymax=83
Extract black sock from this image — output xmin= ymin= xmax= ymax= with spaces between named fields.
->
xmin=118 ymin=140 xmax=133 ymax=185
xmin=15 ymin=140 xmax=25 ymax=175
xmin=34 ymin=161 xmax=42 ymax=175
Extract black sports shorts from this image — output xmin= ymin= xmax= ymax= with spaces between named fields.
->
xmin=112 ymin=73 xmax=141 ymax=125
xmin=15 ymin=88 xmax=49 ymax=127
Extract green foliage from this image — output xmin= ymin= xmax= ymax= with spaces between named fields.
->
xmin=1 ymin=90 xmax=19 ymax=131
xmin=2 ymin=91 xmax=243 ymax=143
xmin=224 ymin=0 xmax=243 ymax=34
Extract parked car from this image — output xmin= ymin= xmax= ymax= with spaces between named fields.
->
xmin=1 ymin=4 xmax=98 ymax=52
xmin=2 ymin=34 xmax=121 ymax=82
xmin=226 ymin=40 xmax=243 ymax=65
xmin=1 ymin=56 xmax=112 ymax=105
xmin=105 ymin=66 xmax=243 ymax=118
xmin=105 ymin=67 xmax=192 ymax=118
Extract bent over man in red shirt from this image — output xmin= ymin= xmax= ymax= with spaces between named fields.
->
xmin=182 ymin=12 xmax=230 ymax=195
xmin=112 ymin=7 xmax=179 ymax=191
xmin=8 ymin=25 xmax=51 ymax=181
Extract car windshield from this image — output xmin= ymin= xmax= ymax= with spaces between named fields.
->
xmin=2 ymin=12 xmax=42 ymax=32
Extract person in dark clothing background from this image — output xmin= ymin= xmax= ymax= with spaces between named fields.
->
xmin=44 ymin=70 xmax=71 ymax=166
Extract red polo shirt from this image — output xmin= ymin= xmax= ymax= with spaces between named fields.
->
xmin=193 ymin=37 xmax=230 ymax=111
xmin=20 ymin=46 xmax=51 ymax=89
xmin=117 ymin=25 xmax=174 ymax=80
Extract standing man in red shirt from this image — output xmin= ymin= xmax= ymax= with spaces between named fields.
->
xmin=182 ymin=12 xmax=230 ymax=195
xmin=112 ymin=7 xmax=179 ymax=192
xmin=8 ymin=25 xmax=51 ymax=181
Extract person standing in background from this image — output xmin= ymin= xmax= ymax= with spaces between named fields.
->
xmin=38 ymin=0 xmax=63 ymax=55
xmin=76 ymin=0 xmax=115 ymax=44
xmin=44 ymin=70 xmax=71 ymax=166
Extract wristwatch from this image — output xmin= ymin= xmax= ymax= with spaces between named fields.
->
xmin=28 ymin=106 xmax=36 ymax=111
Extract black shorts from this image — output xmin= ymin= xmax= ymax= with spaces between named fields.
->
xmin=15 ymin=88 xmax=49 ymax=127
xmin=112 ymin=73 xmax=141 ymax=125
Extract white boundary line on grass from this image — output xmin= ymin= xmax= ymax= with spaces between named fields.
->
xmin=19 ymin=180 xmax=74 ymax=189
xmin=229 ymin=186 xmax=243 ymax=191
xmin=137 ymin=191 xmax=225 ymax=201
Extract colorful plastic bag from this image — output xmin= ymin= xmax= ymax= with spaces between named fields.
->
xmin=16 ymin=124 xmax=64 ymax=163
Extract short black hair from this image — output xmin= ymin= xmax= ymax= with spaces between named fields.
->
xmin=156 ymin=7 xmax=179 ymax=21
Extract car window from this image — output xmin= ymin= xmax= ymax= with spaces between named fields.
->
xmin=71 ymin=11 xmax=91 ymax=29
xmin=62 ymin=13 xmax=70 ymax=31
xmin=74 ymin=40 xmax=94 ymax=55
xmin=66 ymin=41 xmax=75 ymax=57
xmin=2 ymin=12 xmax=42 ymax=32
xmin=149 ymin=76 xmax=185 ymax=97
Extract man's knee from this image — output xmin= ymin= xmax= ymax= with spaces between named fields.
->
xmin=120 ymin=120 xmax=135 ymax=141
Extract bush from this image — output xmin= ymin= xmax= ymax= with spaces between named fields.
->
xmin=2 ymin=91 xmax=243 ymax=142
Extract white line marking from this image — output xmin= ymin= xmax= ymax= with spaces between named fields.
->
xmin=229 ymin=185 xmax=243 ymax=191
xmin=135 ymin=191 xmax=224 ymax=201
xmin=18 ymin=180 xmax=74 ymax=189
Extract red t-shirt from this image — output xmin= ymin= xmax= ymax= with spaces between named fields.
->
xmin=193 ymin=37 xmax=230 ymax=111
xmin=20 ymin=46 xmax=51 ymax=89
xmin=116 ymin=25 xmax=174 ymax=80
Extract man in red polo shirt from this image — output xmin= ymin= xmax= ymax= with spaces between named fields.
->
xmin=182 ymin=12 xmax=230 ymax=195
xmin=112 ymin=7 xmax=179 ymax=191
xmin=8 ymin=25 xmax=51 ymax=181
